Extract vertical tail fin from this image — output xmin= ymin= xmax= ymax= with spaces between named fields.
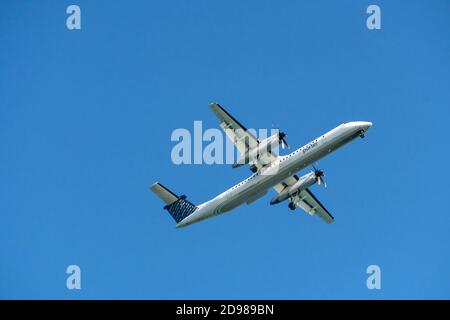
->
xmin=150 ymin=182 xmax=197 ymax=223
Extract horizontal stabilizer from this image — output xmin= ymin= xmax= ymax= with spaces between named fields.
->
xmin=150 ymin=182 xmax=179 ymax=205
xmin=150 ymin=182 xmax=198 ymax=224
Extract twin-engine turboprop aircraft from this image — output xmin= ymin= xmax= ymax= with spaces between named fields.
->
xmin=151 ymin=103 xmax=372 ymax=228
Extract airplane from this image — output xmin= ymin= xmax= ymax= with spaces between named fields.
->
xmin=151 ymin=103 xmax=372 ymax=228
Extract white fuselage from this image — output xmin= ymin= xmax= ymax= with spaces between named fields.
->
xmin=176 ymin=121 xmax=372 ymax=227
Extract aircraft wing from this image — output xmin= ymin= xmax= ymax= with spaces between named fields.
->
xmin=272 ymin=175 xmax=299 ymax=193
xmin=209 ymin=102 xmax=258 ymax=156
xmin=294 ymin=189 xmax=334 ymax=224
xmin=273 ymin=177 xmax=334 ymax=224
xmin=209 ymin=103 xmax=277 ymax=169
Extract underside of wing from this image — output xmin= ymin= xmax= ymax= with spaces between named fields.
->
xmin=294 ymin=189 xmax=334 ymax=223
xmin=273 ymin=176 xmax=334 ymax=224
xmin=273 ymin=175 xmax=299 ymax=193
xmin=209 ymin=102 xmax=278 ymax=170
xmin=209 ymin=102 xmax=258 ymax=156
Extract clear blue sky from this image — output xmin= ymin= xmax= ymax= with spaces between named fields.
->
xmin=1 ymin=0 xmax=450 ymax=299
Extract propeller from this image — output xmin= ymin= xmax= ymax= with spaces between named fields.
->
xmin=278 ymin=132 xmax=289 ymax=149
xmin=312 ymin=164 xmax=327 ymax=188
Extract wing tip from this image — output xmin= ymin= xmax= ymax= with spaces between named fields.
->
xmin=209 ymin=102 xmax=221 ymax=109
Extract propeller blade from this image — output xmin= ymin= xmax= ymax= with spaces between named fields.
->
xmin=321 ymin=176 xmax=327 ymax=188
xmin=278 ymin=132 xmax=289 ymax=149
xmin=313 ymin=165 xmax=327 ymax=188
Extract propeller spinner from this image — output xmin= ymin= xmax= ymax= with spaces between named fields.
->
xmin=312 ymin=164 xmax=327 ymax=188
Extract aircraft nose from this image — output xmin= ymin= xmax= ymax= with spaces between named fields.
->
xmin=358 ymin=121 xmax=372 ymax=132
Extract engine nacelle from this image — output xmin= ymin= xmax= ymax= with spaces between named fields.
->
xmin=270 ymin=172 xmax=317 ymax=205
